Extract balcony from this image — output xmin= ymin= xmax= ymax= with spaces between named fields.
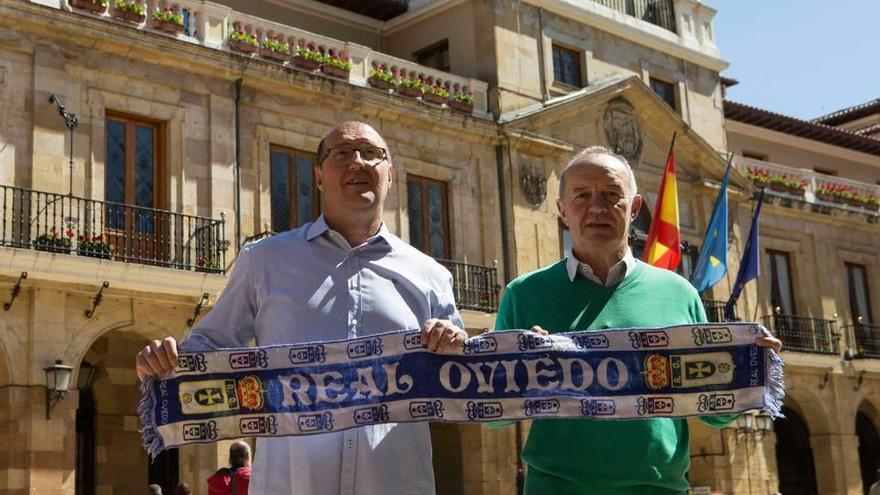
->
xmin=702 ymin=298 xmax=736 ymax=323
xmin=844 ymin=322 xmax=880 ymax=359
xmin=242 ymin=232 xmax=499 ymax=313
xmin=435 ymin=259 xmax=500 ymax=313
xmin=53 ymin=0 xmax=489 ymax=117
xmin=735 ymin=156 xmax=880 ymax=222
xmin=762 ymin=314 xmax=839 ymax=354
xmin=592 ymin=0 xmax=676 ymax=32
xmin=0 ymin=185 xmax=227 ymax=273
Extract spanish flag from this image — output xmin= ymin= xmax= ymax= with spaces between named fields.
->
xmin=642 ymin=135 xmax=681 ymax=270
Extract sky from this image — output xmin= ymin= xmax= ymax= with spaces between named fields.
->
xmin=710 ymin=0 xmax=878 ymax=121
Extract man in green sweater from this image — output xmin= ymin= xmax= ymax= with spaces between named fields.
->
xmin=495 ymin=146 xmax=782 ymax=494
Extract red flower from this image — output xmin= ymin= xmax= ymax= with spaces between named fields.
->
xmin=66 ymin=229 xmax=75 ymax=238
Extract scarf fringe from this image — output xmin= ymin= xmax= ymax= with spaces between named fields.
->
xmin=763 ymin=348 xmax=786 ymax=419
xmin=137 ymin=377 xmax=165 ymax=460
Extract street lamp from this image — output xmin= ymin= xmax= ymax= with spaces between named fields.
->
xmin=44 ymin=359 xmax=74 ymax=419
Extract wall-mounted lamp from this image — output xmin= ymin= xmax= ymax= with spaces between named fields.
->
xmin=735 ymin=412 xmax=774 ymax=436
xmin=44 ymin=360 xmax=74 ymax=419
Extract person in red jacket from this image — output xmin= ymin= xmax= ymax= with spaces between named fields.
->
xmin=207 ymin=441 xmax=251 ymax=495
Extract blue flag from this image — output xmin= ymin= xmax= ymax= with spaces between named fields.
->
xmin=690 ymin=158 xmax=732 ymax=294
xmin=725 ymin=189 xmax=765 ymax=321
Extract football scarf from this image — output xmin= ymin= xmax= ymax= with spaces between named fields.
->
xmin=139 ymin=322 xmax=784 ymax=457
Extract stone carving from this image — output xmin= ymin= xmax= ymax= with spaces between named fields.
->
xmin=603 ymin=97 xmax=643 ymax=165
xmin=520 ymin=164 xmax=547 ymax=207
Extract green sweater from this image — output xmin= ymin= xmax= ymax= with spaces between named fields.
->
xmin=494 ymin=259 xmax=735 ymax=495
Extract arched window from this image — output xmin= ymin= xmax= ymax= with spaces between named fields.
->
xmin=774 ymin=406 xmax=818 ymax=495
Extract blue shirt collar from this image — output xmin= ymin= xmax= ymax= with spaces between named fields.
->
xmin=305 ymin=214 xmax=394 ymax=249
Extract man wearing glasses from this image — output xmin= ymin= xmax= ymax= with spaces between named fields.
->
xmin=136 ymin=121 xmax=467 ymax=494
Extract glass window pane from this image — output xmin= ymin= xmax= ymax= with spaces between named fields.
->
xmin=295 ymin=155 xmax=314 ymax=228
xmin=105 ymin=120 xmax=126 ymax=229
xmin=134 ymin=125 xmax=155 ymax=233
xmin=271 ymin=150 xmax=291 ymax=232
xmin=427 ymin=183 xmax=447 ymax=258
xmin=850 ymin=265 xmax=872 ymax=324
xmin=407 ymin=180 xmax=423 ymax=251
xmin=773 ymin=253 xmax=794 ymax=315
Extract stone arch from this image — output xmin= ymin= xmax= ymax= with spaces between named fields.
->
xmin=856 ymin=400 xmax=880 ymax=494
xmin=782 ymin=383 xmax=834 ymax=436
xmin=774 ymin=401 xmax=819 ymax=495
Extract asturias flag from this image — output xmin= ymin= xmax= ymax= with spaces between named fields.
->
xmin=690 ymin=157 xmax=732 ymax=294
xmin=643 ymin=136 xmax=681 ymax=270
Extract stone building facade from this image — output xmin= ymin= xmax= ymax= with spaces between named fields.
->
xmin=0 ymin=0 xmax=876 ymax=494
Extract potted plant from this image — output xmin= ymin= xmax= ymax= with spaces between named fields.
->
xmin=112 ymin=0 xmax=145 ymax=23
xmin=292 ymin=41 xmax=322 ymax=71
xmin=768 ymin=174 xmax=789 ymax=192
xmin=815 ymin=183 xmax=837 ymax=202
xmin=195 ymin=256 xmax=222 ymax=273
xmin=70 ymin=0 xmax=108 ymax=14
xmin=33 ymin=229 xmax=74 ymax=254
xmin=77 ymin=234 xmax=113 ymax=260
xmin=865 ymin=194 xmax=880 ymax=212
xmin=848 ymin=191 xmax=866 ymax=208
xmin=368 ymin=63 xmax=398 ymax=90
xmin=449 ymin=84 xmax=475 ymax=113
xmin=745 ymin=167 xmax=770 ymax=188
xmin=422 ymin=77 xmax=449 ymax=105
xmin=786 ymin=178 xmax=807 ymax=197
xmin=151 ymin=6 xmax=184 ymax=34
xmin=320 ymin=49 xmax=351 ymax=79
xmin=227 ymin=25 xmax=258 ymax=54
xmin=259 ymin=34 xmax=290 ymax=63
xmin=398 ymin=71 xmax=425 ymax=98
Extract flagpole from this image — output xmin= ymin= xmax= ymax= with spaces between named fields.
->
xmin=667 ymin=132 xmax=678 ymax=160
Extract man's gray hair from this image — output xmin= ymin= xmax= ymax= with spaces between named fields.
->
xmin=558 ymin=145 xmax=638 ymax=198
xmin=147 ymin=485 xmax=163 ymax=495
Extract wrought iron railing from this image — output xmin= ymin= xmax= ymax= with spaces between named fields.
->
xmin=435 ymin=259 xmax=500 ymax=313
xmin=762 ymin=313 xmax=838 ymax=354
xmin=0 ymin=185 xmax=227 ymax=273
xmin=844 ymin=322 xmax=880 ymax=359
xmin=592 ymin=0 xmax=677 ymax=32
xmin=702 ymin=299 xmax=736 ymax=323
xmin=242 ymin=230 xmax=277 ymax=247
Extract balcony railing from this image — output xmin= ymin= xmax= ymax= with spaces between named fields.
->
xmin=592 ymin=0 xmax=677 ymax=32
xmin=0 ymin=185 xmax=226 ymax=273
xmin=762 ymin=314 xmax=839 ymax=354
xmin=702 ymin=298 xmax=735 ymax=323
xmin=436 ymin=259 xmax=500 ymax=313
xmin=54 ymin=0 xmax=489 ymax=116
xmin=735 ymin=156 xmax=880 ymax=221
xmin=844 ymin=322 xmax=880 ymax=359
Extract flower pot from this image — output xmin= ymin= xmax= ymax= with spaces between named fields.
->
xmin=228 ymin=39 xmax=258 ymax=54
xmin=70 ymin=0 xmax=107 ymax=14
xmin=368 ymin=76 xmax=396 ymax=90
xmin=815 ymin=192 xmax=835 ymax=203
xmin=320 ymin=65 xmax=349 ymax=79
xmin=849 ymin=198 xmax=866 ymax=208
xmin=152 ymin=19 xmax=184 ymax=34
xmin=450 ymin=100 xmax=474 ymax=114
xmin=787 ymin=186 xmax=805 ymax=197
xmin=292 ymin=56 xmax=321 ymax=71
xmin=423 ymin=92 xmax=447 ymax=105
xmin=78 ymin=250 xmax=112 ymax=260
xmin=195 ymin=266 xmax=222 ymax=274
xmin=832 ymin=195 xmax=847 ymax=204
xmin=769 ymin=182 xmax=787 ymax=192
xmin=398 ymin=86 xmax=423 ymax=98
xmin=112 ymin=8 xmax=145 ymax=23
xmin=866 ymin=203 xmax=880 ymax=212
xmin=259 ymin=48 xmax=289 ymax=63
xmin=34 ymin=243 xmax=72 ymax=254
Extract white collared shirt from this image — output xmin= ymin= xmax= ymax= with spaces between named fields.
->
xmin=180 ymin=216 xmax=462 ymax=495
xmin=565 ymin=248 xmax=637 ymax=286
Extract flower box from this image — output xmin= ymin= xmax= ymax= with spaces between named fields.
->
xmin=229 ymin=39 xmax=258 ymax=54
xmin=320 ymin=64 xmax=349 ymax=79
xmin=398 ymin=86 xmax=423 ymax=98
xmin=368 ymin=76 xmax=396 ymax=90
xmin=259 ymin=48 xmax=288 ymax=63
xmin=152 ymin=19 xmax=184 ymax=34
xmin=832 ymin=195 xmax=848 ymax=204
xmin=866 ymin=203 xmax=880 ymax=212
xmin=77 ymin=249 xmax=112 ymax=260
xmin=70 ymin=0 xmax=107 ymax=13
xmin=815 ymin=192 xmax=835 ymax=203
xmin=450 ymin=99 xmax=474 ymax=114
xmin=112 ymin=8 xmax=144 ymax=23
xmin=787 ymin=186 xmax=805 ymax=197
xmin=423 ymin=92 xmax=447 ymax=105
xmin=769 ymin=181 xmax=787 ymax=192
xmin=34 ymin=243 xmax=73 ymax=254
xmin=292 ymin=56 xmax=321 ymax=71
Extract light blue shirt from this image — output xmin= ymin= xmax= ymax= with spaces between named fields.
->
xmin=180 ymin=215 xmax=462 ymax=495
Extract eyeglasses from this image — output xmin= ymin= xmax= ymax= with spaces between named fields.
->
xmin=322 ymin=146 xmax=388 ymax=166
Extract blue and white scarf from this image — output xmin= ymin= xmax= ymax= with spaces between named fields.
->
xmin=138 ymin=323 xmax=784 ymax=457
